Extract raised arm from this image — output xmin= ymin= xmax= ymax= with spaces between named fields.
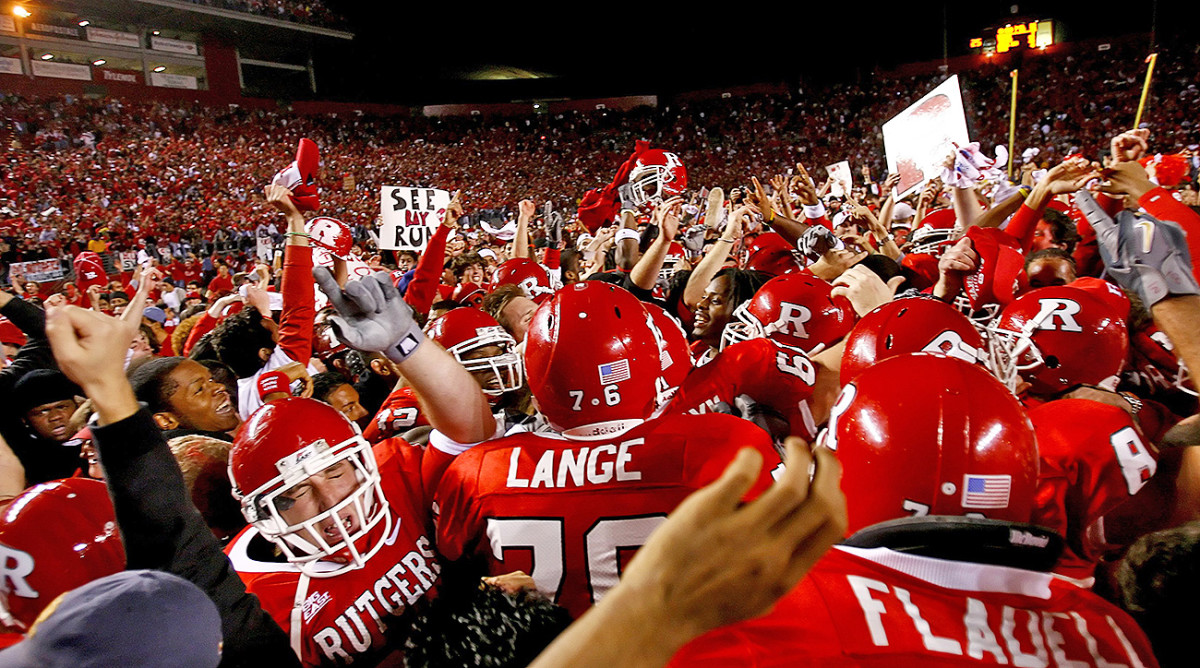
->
xmin=511 ymin=199 xmax=536 ymax=259
xmin=266 ymin=184 xmax=316 ymax=365
xmin=630 ymin=197 xmax=682 ymax=291
xmin=44 ymin=304 xmax=299 ymax=666
xmin=683 ymin=206 xmax=746 ymax=309
xmin=314 ymin=268 xmax=495 ymax=444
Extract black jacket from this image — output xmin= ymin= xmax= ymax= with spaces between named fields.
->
xmin=91 ymin=408 xmax=300 ymax=667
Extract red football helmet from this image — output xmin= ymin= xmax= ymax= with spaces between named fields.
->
xmin=841 ymin=298 xmax=987 ymax=384
xmin=524 ymin=283 xmax=675 ymax=439
xmin=987 ymin=286 xmax=1129 ymax=395
xmin=821 ymin=354 xmax=1039 ymax=535
xmin=306 ymin=217 xmax=353 ymax=259
xmin=0 ymin=479 xmax=124 ymax=632
xmin=426 ymin=308 xmax=523 ymax=398
xmin=643 ymin=302 xmax=692 ymax=396
xmin=743 ymin=233 xmax=803 ymax=276
xmin=627 ymin=149 xmax=688 ymax=208
xmin=721 ymin=273 xmax=854 ymax=355
xmin=228 ymin=398 xmax=390 ymax=578
xmin=451 ymin=282 xmax=486 ymax=308
xmin=271 ymin=137 xmax=320 ymax=211
xmin=907 ymin=208 xmax=960 ymax=256
xmin=493 ymin=258 xmax=557 ymax=303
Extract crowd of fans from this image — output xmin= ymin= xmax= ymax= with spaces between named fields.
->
xmin=0 ymin=32 xmax=1197 ymax=668
xmin=183 ymin=0 xmax=347 ymax=29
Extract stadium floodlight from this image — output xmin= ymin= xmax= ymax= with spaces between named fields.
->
xmin=92 ymin=59 xmax=106 ymax=66
xmin=153 ymin=66 xmax=166 ymax=72
xmin=12 ymin=6 xmax=30 ymax=18
xmin=77 ymin=19 xmax=89 ymax=27
xmin=39 ymin=53 xmax=53 ymax=61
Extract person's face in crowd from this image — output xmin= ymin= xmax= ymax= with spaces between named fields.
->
xmin=447 ymin=236 xmax=466 ymax=255
xmin=694 ymin=276 xmax=735 ymax=348
xmin=110 ymin=296 xmax=129 ymax=315
xmin=1030 ymin=220 xmax=1065 ymax=253
xmin=25 ymin=398 xmax=78 ymax=442
xmin=1026 ymin=256 xmax=1077 ymax=289
xmin=129 ymin=331 xmax=154 ymax=362
xmin=461 ymin=263 xmax=485 ymax=286
xmin=891 ymin=227 xmax=911 ymax=246
xmin=97 ymin=296 xmax=110 ymax=311
xmin=187 ymin=254 xmax=197 ymax=264
xmin=397 ymin=255 xmax=415 ymax=272
xmin=273 ymin=458 xmax=363 ymax=551
xmin=160 ymin=360 xmax=240 ymax=432
xmin=218 ymin=264 xmax=230 ymax=277
xmin=499 ymin=296 xmax=538 ymax=342
xmin=187 ymin=282 xmax=201 ymax=292
xmin=441 ymin=267 xmax=457 ymax=286
xmin=2 ymin=342 xmax=19 ymax=359
xmin=325 ymin=383 xmax=368 ymax=426
xmin=22 ymin=282 xmax=38 ymax=295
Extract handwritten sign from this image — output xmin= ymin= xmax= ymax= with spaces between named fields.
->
xmin=378 ymin=186 xmax=450 ymax=251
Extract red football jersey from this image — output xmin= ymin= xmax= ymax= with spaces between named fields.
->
xmin=1029 ymin=399 xmax=1158 ymax=580
xmin=433 ymin=413 xmax=781 ymax=619
xmin=670 ymin=338 xmax=819 ymax=441
xmin=670 ymin=545 xmax=1159 ymax=667
xmin=362 ymin=385 xmax=429 ymax=444
xmin=225 ymin=439 xmax=441 ymax=667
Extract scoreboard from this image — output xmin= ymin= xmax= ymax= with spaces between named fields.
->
xmin=969 ymin=20 xmax=1054 ymax=54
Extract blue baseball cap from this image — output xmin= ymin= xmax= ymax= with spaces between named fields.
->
xmin=0 ymin=570 xmax=222 ymax=668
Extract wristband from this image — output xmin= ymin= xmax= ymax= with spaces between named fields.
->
xmin=615 ymin=228 xmax=640 ymax=243
xmin=802 ymin=203 xmax=827 ymax=219
xmin=387 ymin=328 xmax=424 ymax=364
xmin=717 ymin=237 xmax=735 ymax=244
xmin=285 ymin=232 xmax=310 ymax=239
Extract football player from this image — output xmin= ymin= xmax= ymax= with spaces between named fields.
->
xmin=669 ymin=354 xmax=1159 ymax=666
xmin=222 ymin=269 xmax=497 ymax=666
xmin=434 ymin=283 xmax=782 ymax=618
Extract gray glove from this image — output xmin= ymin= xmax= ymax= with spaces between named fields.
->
xmin=1075 ymin=191 xmax=1200 ymax=307
xmin=547 ymin=211 xmax=563 ymax=246
xmin=313 ymin=268 xmax=424 ymax=363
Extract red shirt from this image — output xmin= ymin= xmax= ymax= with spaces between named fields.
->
xmin=225 ymin=439 xmax=451 ymax=667
xmin=361 ymin=385 xmax=429 ymax=444
xmin=207 ymin=275 xmax=235 ymax=297
xmin=670 ymin=545 xmax=1159 ymax=667
xmin=434 ymin=413 xmax=780 ymax=619
xmin=670 ymin=338 xmax=820 ymax=441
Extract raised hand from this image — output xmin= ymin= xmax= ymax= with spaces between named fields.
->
xmin=442 ymin=190 xmax=463 ymax=229
xmin=1110 ymin=129 xmax=1150 ymax=164
xmin=518 ymin=198 xmax=537 ymax=220
xmin=654 ymin=196 xmax=683 ymax=240
xmin=313 ymin=268 xmax=424 ymax=363
xmin=831 ymin=264 xmax=905 ymax=316
xmin=792 ymin=163 xmax=820 ymax=207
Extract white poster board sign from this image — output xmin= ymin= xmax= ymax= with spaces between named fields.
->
xmin=825 ymin=161 xmax=853 ymax=198
xmin=882 ymin=75 xmax=970 ymax=199
xmin=378 ymin=186 xmax=450 ymax=251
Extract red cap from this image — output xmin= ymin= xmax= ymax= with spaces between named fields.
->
xmin=0 ymin=316 xmax=26 ymax=347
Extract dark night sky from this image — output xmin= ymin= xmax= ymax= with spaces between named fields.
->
xmin=313 ymin=1 xmax=1187 ymax=105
